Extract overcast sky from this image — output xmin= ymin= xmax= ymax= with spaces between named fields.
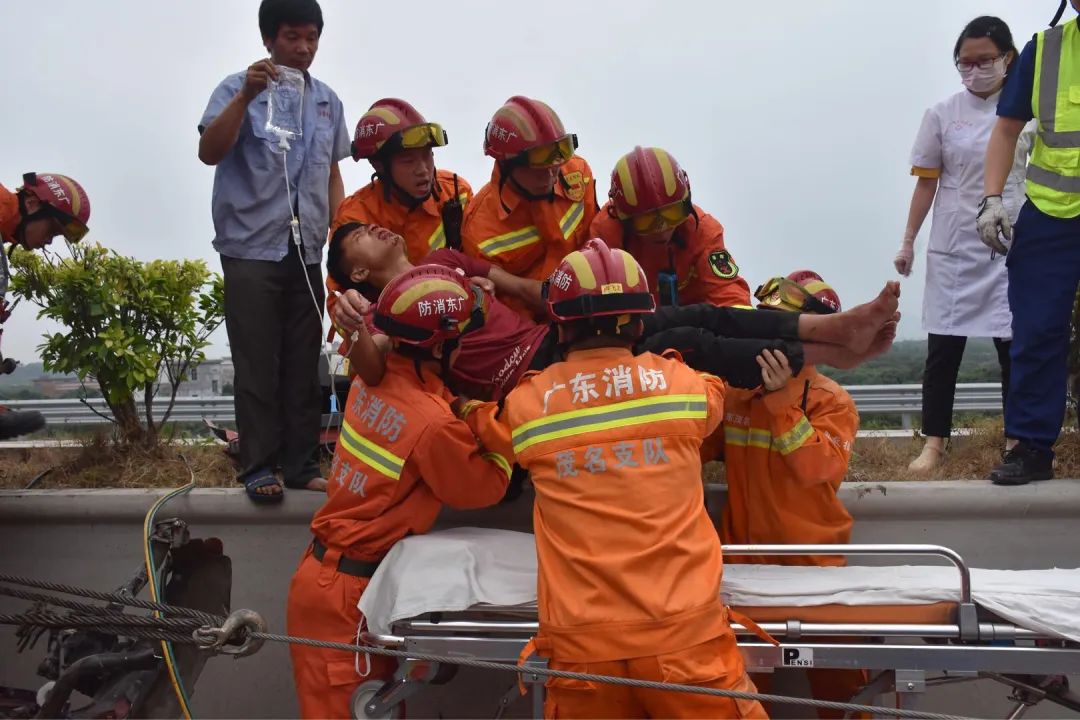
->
xmin=0 ymin=0 xmax=1063 ymax=362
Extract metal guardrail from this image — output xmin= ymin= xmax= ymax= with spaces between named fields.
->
xmin=843 ymin=383 xmax=1003 ymax=429
xmin=2 ymin=383 xmax=1004 ymax=430
xmin=1 ymin=397 xmax=237 ymax=426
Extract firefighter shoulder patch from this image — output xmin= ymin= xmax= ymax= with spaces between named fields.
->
xmin=562 ymin=171 xmax=587 ymax=203
xmin=708 ymin=250 xmax=739 ymax=279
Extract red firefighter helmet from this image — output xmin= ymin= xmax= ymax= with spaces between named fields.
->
xmin=19 ymin=173 xmax=90 ymax=242
xmin=755 ymin=270 xmax=841 ymax=315
xmin=546 ymin=238 xmax=656 ymax=321
xmin=483 ymin=96 xmax=578 ymax=167
xmin=609 ymin=147 xmax=692 ymax=234
xmin=351 ymin=98 xmax=448 ymax=161
xmin=373 ymin=265 xmax=487 ymax=349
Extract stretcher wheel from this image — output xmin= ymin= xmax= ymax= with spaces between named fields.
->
xmin=350 ymin=680 xmax=401 ymax=720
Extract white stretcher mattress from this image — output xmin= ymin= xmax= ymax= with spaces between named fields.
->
xmin=358 ymin=528 xmax=1080 ymax=642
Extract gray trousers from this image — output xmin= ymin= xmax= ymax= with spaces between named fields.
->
xmin=220 ymin=241 xmax=324 ymax=487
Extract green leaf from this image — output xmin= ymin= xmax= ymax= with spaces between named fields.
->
xmin=8 ymin=241 xmax=225 ymax=446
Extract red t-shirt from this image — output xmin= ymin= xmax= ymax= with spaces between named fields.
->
xmin=374 ymin=250 xmax=550 ymax=400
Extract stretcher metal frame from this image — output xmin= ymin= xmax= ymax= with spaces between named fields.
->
xmin=358 ymin=544 xmax=1080 ymax=719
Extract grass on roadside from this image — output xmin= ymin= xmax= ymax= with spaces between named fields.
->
xmin=703 ymin=416 xmax=1080 ymax=485
xmin=0 ymin=431 xmax=336 ymax=490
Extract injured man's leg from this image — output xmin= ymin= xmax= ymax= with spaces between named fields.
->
xmin=637 ymin=281 xmax=900 ymax=388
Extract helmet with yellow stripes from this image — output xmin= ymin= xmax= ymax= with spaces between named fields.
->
xmin=18 ymin=172 xmax=91 ymax=243
xmin=374 ymin=265 xmax=487 ymax=350
xmin=351 ymin=98 xmax=448 ymax=162
xmin=755 ymin=270 xmax=841 ymax=315
xmin=608 ymin=147 xmax=692 ymax=235
xmin=483 ymin=96 xmax=578 ymax=167
xmin=546 ymin=239 xmax=656 ymax=322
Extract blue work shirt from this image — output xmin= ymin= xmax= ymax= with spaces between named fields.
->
xmin=199 ymin=70 xmax=351 ymax=265
xmin=1000 ymin=17 xmax=1080 ymax=122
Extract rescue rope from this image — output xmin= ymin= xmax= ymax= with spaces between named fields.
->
xmin=246 ymin=631 xmax=979 ymax=720
xmin=0 ymin=583 xmax=151 ymax=617
xmin=0 ymin=574 xmax=222 ymax=622
xmin=0 ymin=596 xmax=977 ymax=720
xmin=0 ymin=612 xmax=195 ymax=645
xmin=0 ymin=579 xmax=224 ymax=623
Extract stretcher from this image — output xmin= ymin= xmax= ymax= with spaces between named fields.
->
xmin=354 ymin=528 xmax=1080 ymax=719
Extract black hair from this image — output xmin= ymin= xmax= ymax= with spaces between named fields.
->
xmin=327 ymin=222 xmax=379 ymax=302
xmin=259 ymin=0 xmax=324 ymax=40
xmin=954 ymin=16 xmax=1018 ymax=71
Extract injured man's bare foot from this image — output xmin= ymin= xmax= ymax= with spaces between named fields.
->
xmin=798 ymin=281 xmax=900 ymax=353
xmin=862 ymin=315 xmax=899 ymax=361
xmin=804 ymin=314 xmax=899 ymax=370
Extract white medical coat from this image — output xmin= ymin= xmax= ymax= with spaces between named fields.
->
xmin=909 ymin=89 xmax=1034 ymax=338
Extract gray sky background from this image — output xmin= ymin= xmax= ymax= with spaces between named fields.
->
xmin=0 ymin=0 xmax=1063 ymax=362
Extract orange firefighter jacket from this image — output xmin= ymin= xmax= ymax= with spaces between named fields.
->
xmin=720 ymin=366 xmax=858 ymax=566
xmin=311 ymin=353 xmax=510 ymax=561
xmin=464 ymin=346 xmax=730 ymax=662
xmin=589 ymin=205 xmax=751 ymax=308
xmin=461 ymin=158 xmax=598 ymax=318
xmin=326 ymin=169 xmax=472 ymax=326
xmin=1 ymin=185 xmax=20 ymax=244
xmin=330 ymin=169 xmax=472 ymax=263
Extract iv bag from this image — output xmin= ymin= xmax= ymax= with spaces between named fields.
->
xmin=266 ymin=65 xmax=305 ymax=140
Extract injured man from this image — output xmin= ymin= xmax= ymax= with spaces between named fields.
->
xmin=325 ymin=222 xmax=900 ymax=402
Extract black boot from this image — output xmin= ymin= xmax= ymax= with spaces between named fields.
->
xmin=989 ymin=443 xmax=1054 ymax=486
xmin=0 ymin=408 xmax=46 ymax=440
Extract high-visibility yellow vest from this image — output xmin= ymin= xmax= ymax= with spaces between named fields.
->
xmin=1028 ymin=18 xmax=1080 ymax=218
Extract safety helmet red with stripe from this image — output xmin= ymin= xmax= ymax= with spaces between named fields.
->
xmin=786 ymin=270 xmax=841 ymax=313
xmin=755 ymin=270 xmax=841 ymax=315
xmin=19 ymin=172 xmax=90 ymax=242
xmin=374 ymin=265 xmax=487 ymax=349
xmin=609 ymin=146 xmax=691 ymax=220
xmin=483 ymin=96 xmax=578 ymax=166
xmin=351 ymin=98 xmax=448 ymax=161
xmin=546 ymin=238 xmax=656 ymax=321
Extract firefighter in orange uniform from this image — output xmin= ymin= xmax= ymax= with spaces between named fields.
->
xmin=721 ymin=270 xmax=867 ymax=718
xmin=460 ymin=239 xmax=767 ymax=719
xmin=461 ymin=96 xmax=598 ymax=319
xmin=591 ymin=146 xmax=751 ymax=308
xmin=1 ymin=172 xmax=91 ymax=439
xmin=287 ymin=265 xmax=510 ymax=719
xmin=326 ymin=99 xmax=472 ymax=329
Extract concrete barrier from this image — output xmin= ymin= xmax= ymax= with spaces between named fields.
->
xmin=1 ymin=481 xmax=1078 ymax=719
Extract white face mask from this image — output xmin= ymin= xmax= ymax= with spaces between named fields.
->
xmin=960 ymin=56 xmax=1007 ymax=93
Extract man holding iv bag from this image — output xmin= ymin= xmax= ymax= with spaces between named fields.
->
xmin=198 ymin=0 xmax=351 ymax=503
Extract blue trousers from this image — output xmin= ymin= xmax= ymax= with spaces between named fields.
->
xmin=1004 ymin=200 xmax=1080 ymax=453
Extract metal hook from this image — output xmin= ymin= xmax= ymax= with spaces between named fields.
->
xmin=192 ymin=609 xmax=267 ymax=657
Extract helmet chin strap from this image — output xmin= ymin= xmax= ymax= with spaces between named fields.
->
xmin=406 ymin=336 xmax=460 ymax=383
xmin=12 ymin=192 xmax=40 ymax=249
xmin=507 ymin=174 xmax=556 ymax=202
xmin=497 ymin=162 xmax=558 ymax=214
xmin=373 ymin=149 xmax=436 ymax=207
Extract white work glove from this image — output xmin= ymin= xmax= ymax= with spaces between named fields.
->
xmin=976 ymin=195 xmax=1011 ymax=255
xmin=894 ymin=238 xmax=915 ymax=277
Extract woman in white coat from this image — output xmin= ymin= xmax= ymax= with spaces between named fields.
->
xmin=894 ymin=16 xmax=1034 ymax=474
